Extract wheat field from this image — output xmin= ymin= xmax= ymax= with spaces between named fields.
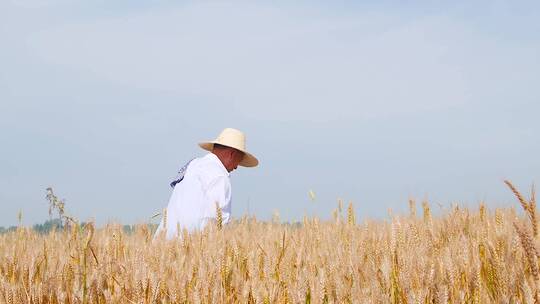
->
xmin=0 ymin=181 xmax=538 ymax=303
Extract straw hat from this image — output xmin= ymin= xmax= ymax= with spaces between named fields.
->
xmin=199 ymin=128 xmax=259 ymax=167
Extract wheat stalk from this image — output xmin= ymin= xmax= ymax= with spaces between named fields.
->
xmin=347 ymin=202 xmax=355 ymax=225
xmin=514 ymin=222 xmax=540 ymax=300
xmin=505 ymin=180 xmax=538 ymax=237
xmin=216 ymin=202 xmax=223 ymax=230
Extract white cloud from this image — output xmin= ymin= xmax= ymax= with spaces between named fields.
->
xmin=8 ymin=0 xmax=71 ymax=8
xmin=23 ymin=2 xmax=491 ymax=121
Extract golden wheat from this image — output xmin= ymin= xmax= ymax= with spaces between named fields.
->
xmin=1 ymin=182 xmax=539 ymax=303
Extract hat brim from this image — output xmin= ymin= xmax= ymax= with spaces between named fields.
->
xmin=199 ymin=142 xmax=259 ymax=167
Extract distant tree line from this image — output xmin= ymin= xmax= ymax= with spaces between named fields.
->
xmin=0 ymin=188 xmax=158 ymax=234
xmin=0 ymin=219 xmax=153 ymax=235
xmin=0 ymin=219 xmax=66 ymax=234
xmin=0 ymin=226 xmax=17 ymax=233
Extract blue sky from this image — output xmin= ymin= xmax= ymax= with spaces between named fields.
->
xmin=1 ymin=1 xmax=539 ymax=226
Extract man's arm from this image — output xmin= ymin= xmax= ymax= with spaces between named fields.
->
xmin=202 ymin=176 xmax=232 ymax=227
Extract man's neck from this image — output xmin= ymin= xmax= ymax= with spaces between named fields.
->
xmin=210 ymin=152 xmax=230 ymax=175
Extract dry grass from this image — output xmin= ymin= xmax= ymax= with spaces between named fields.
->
xmin=0 ymin=182 xmax=539 ymax=303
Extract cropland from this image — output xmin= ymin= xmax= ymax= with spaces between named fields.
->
xmin=0 ymin=181 xmax=538 ymax=303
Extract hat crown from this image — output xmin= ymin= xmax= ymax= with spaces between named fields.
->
xmin=215 ymin=128 xmax=246 ymax=150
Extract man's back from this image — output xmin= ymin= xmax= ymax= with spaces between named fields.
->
xmin=156 ymin=153 xmax=232 ymax=238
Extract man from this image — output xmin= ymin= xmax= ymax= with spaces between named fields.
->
xmin=155 ymin=128 xmax=258 ymax=239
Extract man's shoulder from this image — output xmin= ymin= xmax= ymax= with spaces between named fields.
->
xmin=189 ymin=154 xmax=229 ymax=179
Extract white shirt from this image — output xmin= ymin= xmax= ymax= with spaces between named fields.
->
xmin=155 ymin=153 xmax=232 ymax=239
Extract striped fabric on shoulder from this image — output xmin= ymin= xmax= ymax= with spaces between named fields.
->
xmin=170 ymin=158 xmax=195 ymax=188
